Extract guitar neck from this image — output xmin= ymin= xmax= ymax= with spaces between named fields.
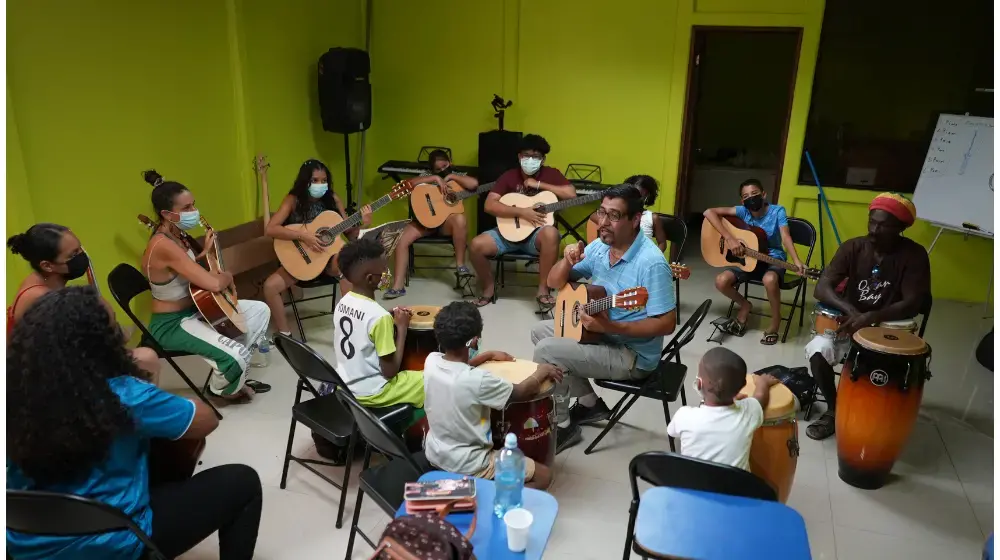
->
xmin=742 ymin=247 xmax=795 ymax=272
xmin=583 ymin=295 xmax=615 ymax=315
xmin=541 ymin=192 xmax=604 ymax=214
xmin=330 ymin=193 xmax=393 ymax=236
xmin=454 ymin=181 xmax=496 ymax=202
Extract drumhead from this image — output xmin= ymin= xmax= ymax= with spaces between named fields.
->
xmin=479 ymin=359 xmax=554 ymax=395
xmin=739 ymin=374 xmax=795 ymax=419
xmin=814 ymin=303 xmax=843 ymax=318
xmin=853 ymin=326 xmax=927 ymax=355
xmin=407 ymin=305 xmax=441 ymax=330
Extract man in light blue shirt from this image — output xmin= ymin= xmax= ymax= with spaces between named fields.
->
xmin=532 ymin=184 xmax=677 ymax=453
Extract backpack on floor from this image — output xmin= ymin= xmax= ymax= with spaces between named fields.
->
xmin=369 ymin=500 xmax=477 ymax=560
xmin=755 ymin=365 xmax=815 ymax=407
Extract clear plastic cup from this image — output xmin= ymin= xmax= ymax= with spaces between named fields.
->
xmin=503 ymin=508 xmax=533 ymax=552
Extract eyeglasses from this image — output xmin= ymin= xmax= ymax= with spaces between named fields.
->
xmin=595 ymin=208 xmax=625 ymax=223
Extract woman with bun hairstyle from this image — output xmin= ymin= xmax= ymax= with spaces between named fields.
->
xmin=262 ymin=158 xmax=371 ymax=337
xmin=7 ymin=223 xmax=161 ymax=378
xmin=140 ymin=170 xmax=271 ymax=402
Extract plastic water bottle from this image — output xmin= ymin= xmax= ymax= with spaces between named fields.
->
xmin=494 ymin=433 xmax=525 ymax=518
xmin=250 ymin=338 xmax=271 ymax=368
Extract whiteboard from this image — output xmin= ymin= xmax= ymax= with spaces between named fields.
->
xmin=912 ymin=114 xmax=994 ymax=237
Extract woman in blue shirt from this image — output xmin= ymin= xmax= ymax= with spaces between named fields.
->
xmin=703 ymin=179 xmax=805 ymax=345
xmin=7 ymin=286 xmax=262 ymax=559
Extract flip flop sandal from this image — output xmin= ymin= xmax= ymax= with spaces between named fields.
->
xmin=536 ymin=295 xmax=556 ymax=309
xmin=383 ymin=288 xmax=405 ymax=300
xmin=721 ymin=318 xmax=748 ymax=337
xmin=760 ymin=332 xmax=779 ymax=345
xmin=474 ymin=294 xmax=496 ymax=307
xmin=245 ymin=379 xmax=271 ymax=393
xmin=806 ymin=414 xmax=836 ymax=440
xmin=455 ymin=265 xmax=474 ymax=278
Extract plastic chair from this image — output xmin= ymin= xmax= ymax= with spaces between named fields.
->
xmin=7 ymin=490 xmax=167 ymax=559
xmin=727 ymin=217 xmax=817 ymax=343
xmin=337 ymin=392 xmax=430 ymax=560
xmin=272 ymin=334 xmax=413 ymax=529
xmin=107 ymin=263 xmax=221 ymax=420
xmin=585 ymin=299 xmax=712 ymax=455
xmin=624 ymin=452 xmax=776 ymax=559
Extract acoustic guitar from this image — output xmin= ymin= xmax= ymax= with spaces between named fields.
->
xmin=554 ymin=263 xmax=690 ymax=343
xmin=138 ymin=215 xmax=248 ymax=339
xmin=496 ymin=191 xmax=604 ymax=242
xmin=410 ymin=180 xmax=495 ymax=229
xmin=274 ymin=179 xmax=415 ymax=281
xmin=701 ymin=216 xmax=821 ymax=280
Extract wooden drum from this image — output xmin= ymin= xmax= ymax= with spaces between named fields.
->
xmin=400 ymin=305 xmax=440 ymax=372
xmin=739 ymin=375 xmax=799 ymax=503
xmin=836 ymin=327 xmax=931 ymax=489
xmin=480 ymin=359 xmax=556 ymax=468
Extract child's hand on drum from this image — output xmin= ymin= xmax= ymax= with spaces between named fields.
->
xmin=534 ymin=363 xmax=564 ymax=383
xmin=483 ymin=350 xmax=515 ymax=362
xmin=392 ymin=306 xmax=412 ymax=329
xmin=756 ymin=373 xmax=780 ymax=387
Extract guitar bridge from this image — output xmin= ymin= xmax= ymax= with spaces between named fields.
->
xmin=424 ymin=193 xmax=436 ymax=216
xmin=293 ymin=240 xmax=313 ymax=264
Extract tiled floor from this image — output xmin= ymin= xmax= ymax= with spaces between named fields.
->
xmin=165 ymin=258 xmax=993 ymax=559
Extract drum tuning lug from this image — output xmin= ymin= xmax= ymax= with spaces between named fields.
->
xmin=787 ymin=439 xmax=800 ymax=458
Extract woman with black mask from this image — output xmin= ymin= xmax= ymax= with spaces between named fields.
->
xmin=7 ymin=223 xmax=161 ymax=377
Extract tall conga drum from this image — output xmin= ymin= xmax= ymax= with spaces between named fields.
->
xmin=836 ymin=326 xmax=931 ymax=489
xmin=739 ymin=375 xmax=799 ymax=503
xmin=479 ymin=359 xmax=557 ymax=469
xmin=400 ymin=305 xmax=440 ymax=372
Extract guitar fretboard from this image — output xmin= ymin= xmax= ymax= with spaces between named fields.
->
xmin=540 ymin=191 xmax=604 ymax=214
xmin=328 ymin=193 xmax=395 ymax=237
xmin=454 ymin=181 xmax=496 ymax=202
xmin=583 ymin=296 xmax=616 ymax=316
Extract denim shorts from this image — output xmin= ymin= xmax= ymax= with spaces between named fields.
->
xmin=486 ymin=227 xmax=542 ymax=257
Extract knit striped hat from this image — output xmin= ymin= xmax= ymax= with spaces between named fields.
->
xmin=869 ymin=193 xmax=916 ymax=227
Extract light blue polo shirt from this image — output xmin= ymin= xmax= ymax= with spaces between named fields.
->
xmin=7 ymin=376 xmax=196 ymax=560
xmin=570 ymin=234 xmax=676 ymax=370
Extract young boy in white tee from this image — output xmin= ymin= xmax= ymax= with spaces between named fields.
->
xmin=423 ymin=301 xmax=562 ymax=489
xmin=666 ymin=347 xmax=778 ymax=470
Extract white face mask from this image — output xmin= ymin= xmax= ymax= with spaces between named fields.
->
xmin=520 ymin=157 xmax=542 ymax=176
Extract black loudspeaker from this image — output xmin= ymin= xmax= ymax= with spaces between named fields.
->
xmin=477 ymin=130 xmax=522 ymax=234
xmin=318 ymin=48 xmax=372 ymax=133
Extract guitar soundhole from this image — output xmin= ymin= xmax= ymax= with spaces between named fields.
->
xmin=571 ymin=303 xmax=582 ymax=327
xmin=444 ymin=192 xmax=458 ymax=205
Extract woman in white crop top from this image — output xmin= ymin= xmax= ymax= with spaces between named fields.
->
xmin=589 ymin=174 xmax=668 ymax=252
xmin=141 ymin=169 xmax=271 ymax=402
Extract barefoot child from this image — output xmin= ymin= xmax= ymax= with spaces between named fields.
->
xmin=666 ymin=347 xmax=779 ymax=470
xmin=423 ymin=301 xmax=562 ymax=489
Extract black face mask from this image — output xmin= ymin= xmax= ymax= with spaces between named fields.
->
xmin=61 ymin=252 xmax=90 ymax=280
xmin=742 ymin=195 xmax=765 ymax=212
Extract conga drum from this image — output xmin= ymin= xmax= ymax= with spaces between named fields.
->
xmin=836 ymin=326 xmax=931 ymax=489
xmin=400 ymin=305 xmax=440 ymax=371
xmin=739 ymin=375 xmax=799 ymax=503
xmin=480 ymin=359 xmax=556 ymax=469
xmin=878 ymin=318 xmax=919 ymax=334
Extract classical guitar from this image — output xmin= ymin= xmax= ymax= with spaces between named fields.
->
xmin=496 ymin=191 xmax=605 ymax=242
xmin=554 ymin=285 xmax=648 ymax=344
xmin=148 ymin=437 xmax=206 ymax=486
xmin=138 ymin=215 xmax=248 ymax=338
xmin=701 ymin=216 xmax=821 ymax=279
xmin=274 ymin=179 xmax=416 ymax=281
xmin=410 ymin=180 xmax=495 ymax=229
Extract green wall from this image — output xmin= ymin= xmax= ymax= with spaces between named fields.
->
xmin=6 ymin=0 xmax=363 ymax=306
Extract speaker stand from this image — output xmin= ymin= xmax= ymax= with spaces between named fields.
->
xmin=342 ymin=134 xmax=356 ymax=215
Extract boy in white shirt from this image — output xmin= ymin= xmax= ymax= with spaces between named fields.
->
xmin=329 ymin=238 xmax=424 ymax=409
xmin=423 ymin=301 xmax=562 ymax=489
xmin=666 ymin=347 xmax=778 ymax=470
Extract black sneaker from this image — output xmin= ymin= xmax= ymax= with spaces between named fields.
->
xmin=556 ymin=424 xmax=583 ymax=455
xmin=569 ymin=398 xmax=611 ymax=426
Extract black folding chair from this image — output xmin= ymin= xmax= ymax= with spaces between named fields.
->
xmin=107 ymin=263 xmax=221 ymax=420
xmin=655 ymin=212 xmax=688 ymax=322
xmin=286 ymin=275 xmax=339 ymax=343
xmin=624 ymin=452 xmax=776 ymax=560
xmin=272 ymin=334 xmax=413 ymax=529
xmin=7 ymin=489 xmax=167 ymax=559
xmin=585 ymin=299 xmax=712 ymax=455
xmin=727 ymin=217 xmax=817 ymax=343
xmin=338 ymin=393 xmax=431 ymax=560
xmin=803 ymin=293 xmax=934 ymax=420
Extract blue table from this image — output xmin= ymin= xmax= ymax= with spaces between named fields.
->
xmin=634 ymin=487 xmax=811 ymax=559
xmin=394 ymin=471 xmax=558 ymax=560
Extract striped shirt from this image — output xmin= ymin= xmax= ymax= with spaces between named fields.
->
xmin=570 ymin=234 xmax=676 ymax=370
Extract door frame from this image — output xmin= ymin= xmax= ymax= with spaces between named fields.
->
xmin=673 ymin=26 xmax=804 ymax=217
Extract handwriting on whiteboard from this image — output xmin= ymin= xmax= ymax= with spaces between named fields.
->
xmin=921 ymin=117 xmax=993 ymax=178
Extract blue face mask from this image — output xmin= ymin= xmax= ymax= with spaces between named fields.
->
xmin=467 ymin=337 xmax=480 ymax=360
xmin=174 ymin=210 xmax=201 ymax=231
xmin=308 ymin=183 xmax=329 ymax=198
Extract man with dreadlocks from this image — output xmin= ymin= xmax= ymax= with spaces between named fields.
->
xmin=804 ymin=193 xmax=930 ymax=440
